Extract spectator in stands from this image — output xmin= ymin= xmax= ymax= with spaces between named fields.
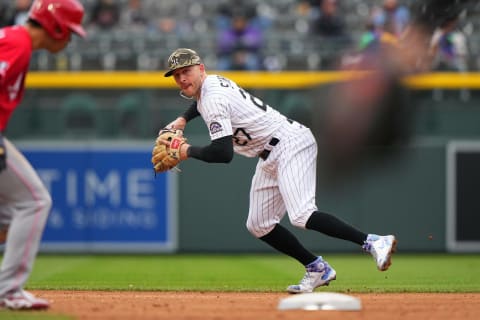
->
xmin=1 ymin=0 xmax=32 ymax=26
xmin=307 ymin=0 xmax=350 ymax=70
xmin=216 ymin=3 xmax=246 ymax=30
xmin=310 ymin=0 xmax=346 ymax=38
xmin=371 ymin=0 xmax=409 ymax=38
xmin=358 ymin=21 xmax=398 ymax=53
xmin=157 ymin=17 xmax=177 ymax=33
xmin=152 ymin=16 xmax=193 ymax=39
xmin=295 ymin=0 xmax=322 ymax=19
xmin=430 ymin=15 xmax=468 ymax=72
xmin=216 ymin=10 xmax=263 ymax=70
xmin=89 ymin=0 xmax=120 ymax=31
xmin=119 ymin=0 xmax=150 ymax=32
xmin=340 ymin=18 xmax=399 ymax=71
xmin=429 ymin=14 xmax=470 ymax=101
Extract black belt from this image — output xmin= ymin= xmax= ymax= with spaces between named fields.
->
xmin=259 ymin=137 xmax=279 ymax=160
xmin=258 ymin=119 xmax=294 ymax=160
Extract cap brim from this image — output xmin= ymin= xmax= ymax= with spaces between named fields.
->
xmin=69 ymin=24 xmax=87 ymax=38
xmin=164 ymin=63 xmax=201 ymax=77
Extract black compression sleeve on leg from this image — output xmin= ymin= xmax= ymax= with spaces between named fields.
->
xmin=259 ymin=224 xmax=317 ymax=266
xmin=306 ymin=211 xmax=367 ymax=245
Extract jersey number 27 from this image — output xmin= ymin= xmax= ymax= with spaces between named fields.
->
xmin=233 ymin=89 xmax=270 ymax=146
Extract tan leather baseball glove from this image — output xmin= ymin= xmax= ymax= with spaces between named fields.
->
xmin=151 ymin=129 xmax=187 ymax=173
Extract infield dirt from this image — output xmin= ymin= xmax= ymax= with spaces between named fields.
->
xmin=13 ymin=291 xmax=479 ymax=320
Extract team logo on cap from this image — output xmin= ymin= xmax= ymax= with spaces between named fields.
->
xmin=165 ymin=48 xmax=202 ymax=77
xmin=169 ymin=52 xmax=200 ymax=69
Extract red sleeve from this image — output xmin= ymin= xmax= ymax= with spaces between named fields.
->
xmin=0 ymin=27 xmax=31 ymax=85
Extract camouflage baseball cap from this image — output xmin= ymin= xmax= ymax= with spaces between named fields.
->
xmin=164 ymin=48 xmax=202 ymax=77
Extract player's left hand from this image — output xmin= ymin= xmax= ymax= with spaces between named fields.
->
xmin=0 ymin=132 xmax=7 ymax=173
xmin=152 ymin=129 xmax=188 ymax=173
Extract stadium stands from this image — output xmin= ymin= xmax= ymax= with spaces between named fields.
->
xmin=20 ymin=0 xmax=479 ymax=71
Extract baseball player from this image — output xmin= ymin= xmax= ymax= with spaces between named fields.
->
xmin=159 ymin=48 xmax=397 ymax=293
xmin=0 ymin=0 xmax=86 ymax=309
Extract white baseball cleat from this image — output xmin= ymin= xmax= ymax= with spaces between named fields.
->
xmin=363 ymin=234 xmax=397 ymax=271
xmin=287 ymin=256 xmax=337 ymax=294
xmin=1 ymin=290 xmax=50 ymax=310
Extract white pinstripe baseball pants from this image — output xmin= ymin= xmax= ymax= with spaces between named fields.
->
xmin=246 ymin=121 xmax=318 ymax=238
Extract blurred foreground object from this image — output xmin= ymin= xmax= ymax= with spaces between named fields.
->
xmin=318 ymin=0 xmax=475 ymax=180
xmin=320 ymin=50 xmax=411 ymax=180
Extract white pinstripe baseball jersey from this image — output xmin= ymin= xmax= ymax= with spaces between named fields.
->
xmin=196 ymin=74 xmax=318 ymax=238
xmin=197 ymin=75 xmax=288 ymax=157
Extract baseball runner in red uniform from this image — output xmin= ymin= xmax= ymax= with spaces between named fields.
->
xmin=0 ymin=0 xmax=86 ymax=310
xmin=159 ymin=48 xmax=397 ymax=293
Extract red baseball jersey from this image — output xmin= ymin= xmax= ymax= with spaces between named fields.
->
xmin=0 ymin=26 xmax=32 ymax=131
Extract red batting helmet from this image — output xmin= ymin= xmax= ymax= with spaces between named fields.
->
xmin=28 ymin=0 xmax=86 ymax=41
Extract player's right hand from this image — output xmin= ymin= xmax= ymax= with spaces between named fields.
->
xmin=162 ymin=117 xmax=187 ymax=133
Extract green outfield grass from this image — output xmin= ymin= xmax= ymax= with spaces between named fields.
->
xmin=21 ymin=253 xmax=480 ymax=293
xmin=1 ymin=253 xmax=479 ymax=319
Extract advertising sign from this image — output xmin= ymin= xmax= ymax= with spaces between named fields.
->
xmin=20 ymin=142 xmax=177 ymax=253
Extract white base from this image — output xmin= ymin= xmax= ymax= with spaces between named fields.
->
xmin=278 ymin=292 xmax=362 ymax=311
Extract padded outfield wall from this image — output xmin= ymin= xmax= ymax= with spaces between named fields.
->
xmin=9 ymin=72 xmax=480 ymax=253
